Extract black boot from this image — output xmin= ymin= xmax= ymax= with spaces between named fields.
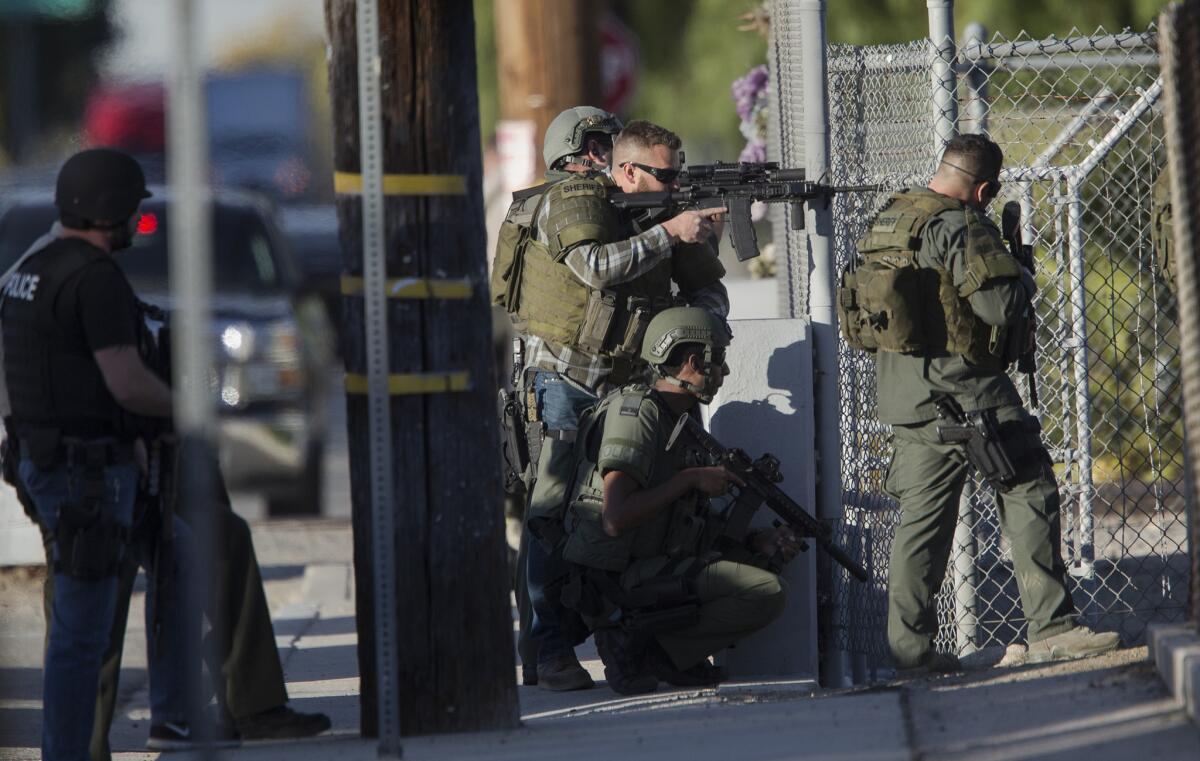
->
xmin=594 ymin=628 xmax=657 ymax=696
xmin=645 ymin=643 xmax=726 ymax=688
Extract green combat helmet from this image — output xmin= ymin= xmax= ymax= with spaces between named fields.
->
xmin=641 ymin=307 xmax=732 ymax=403
xmin=543 ymin=106 xmax=623 ymax=171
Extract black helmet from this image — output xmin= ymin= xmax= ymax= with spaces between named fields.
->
xmin=55 ymin=148 xmax=151 ymax=227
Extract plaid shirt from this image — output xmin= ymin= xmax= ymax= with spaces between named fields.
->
xmin=525 ymin=195 xmax=730 ymax=395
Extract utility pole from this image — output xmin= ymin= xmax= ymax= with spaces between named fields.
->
xmin=325 ymin=0 xmax=520 ymax=737
xmin=493 ymin=0 xmax=602 ymax=187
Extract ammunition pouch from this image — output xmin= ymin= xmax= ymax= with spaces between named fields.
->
xmin=576 ymin=291 xmax=670 ymax=367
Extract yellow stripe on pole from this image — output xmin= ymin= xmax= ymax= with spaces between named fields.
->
xmin=340 ymin=276 xmax=473 ymax=300
xmin=344 ymin=371 xmax=471 ymax=396
xmin=334 ymin=171 xmax=467 ymax=195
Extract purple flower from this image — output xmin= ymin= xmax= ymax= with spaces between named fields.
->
xmin=739 ymin=140 xmax=767 ymax=164
xmin=732 ymin=64 xmax=769 ymax=121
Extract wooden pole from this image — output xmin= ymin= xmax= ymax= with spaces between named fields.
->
xmin=324 ymin=0 xmax=520 ymax=735
xmin=494 ymin=0 xmax=603 ymax=178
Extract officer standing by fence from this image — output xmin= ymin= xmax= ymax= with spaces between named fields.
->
xmin=0 ymin=148 xmax=195 ymax=761
xmin=840 ymin=133 xmax=1120 ymax=672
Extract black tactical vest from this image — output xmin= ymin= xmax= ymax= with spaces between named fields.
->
xmin=1 ymin=238 xmax=125 ymax=438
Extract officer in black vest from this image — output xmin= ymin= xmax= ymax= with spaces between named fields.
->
xmin=2 ymin=148 xmax=191 ymax=761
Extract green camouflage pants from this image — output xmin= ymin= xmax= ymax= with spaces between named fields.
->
xmin=884 ymin=404 xmax=1076 ymax=668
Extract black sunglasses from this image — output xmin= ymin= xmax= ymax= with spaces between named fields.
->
xmin=622 ymin=162 xmax=682 ymax=184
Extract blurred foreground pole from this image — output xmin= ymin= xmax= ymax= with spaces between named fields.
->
xmin=494 ymin=0 xmax=603 ymax=185
xmin=1158 ymin=0 xmax=1200 ymax=634
xmin=166 ymin=0 xmax=215 ymax=752
xmin=797 ymin=0 xmax=849 ymax=688
xmin=324 ymin=0 xmax=520 ymax=736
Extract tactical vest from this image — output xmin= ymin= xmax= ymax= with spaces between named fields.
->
xmin=838 ymin=189 xmax=1019 ymax=368
xmin=1 ymin=238 xmax=126 ymax=438
xmin=560 ymin=386 xmax=708 ymax=572
xmin=494 ymin=175 xmax=680 ymax=382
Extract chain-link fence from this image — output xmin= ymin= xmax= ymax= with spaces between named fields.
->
xmin=780 ymin=20 xmax=1190 ymax=670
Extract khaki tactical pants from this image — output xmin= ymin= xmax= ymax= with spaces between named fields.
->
xmin=41 ymin=495 xmax=287 ymax=761
xmin=653 ymin=560 xmax=786 ymax=671
xmin=884 ymin=403 xmax=1076 ymax=669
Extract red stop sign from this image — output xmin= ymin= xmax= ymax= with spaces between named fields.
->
xmin=601 ymin=14 xmax=639 ymax=116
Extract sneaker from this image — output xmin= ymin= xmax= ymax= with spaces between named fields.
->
xmin=236 ymin=705 xmax=332 ymax=741
xmin=146 ymin=721 xmax=241 ymax=751
xmin=895 ymin=651 xmax=962 ymax=678
xmin=594 ymin=628 xmax=658 ymax=696
xmin=536 ymin=652 xmax=595 ymax=691
xmin=1026 ymin=626 xmax=1120 ymax=664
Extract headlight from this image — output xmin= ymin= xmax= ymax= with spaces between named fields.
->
xmin=221 ymin=323 xmax=255 ymax=362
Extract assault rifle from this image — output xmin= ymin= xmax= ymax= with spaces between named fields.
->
xmin=131 ymin=300 xmax=177 ymax=649
xmin=607 ymin=161 xmax=878 ymax=262
xmin=1001 ymin=201 xmax=1039 ymax=408
xmin=666 ymin=413 xmax=869 ymax=582
xmin=497 ymin=337 xmax=530 ymax=497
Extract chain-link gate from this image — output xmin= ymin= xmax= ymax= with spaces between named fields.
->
xmin=789 ymin=22 xmax=1191 ymax=670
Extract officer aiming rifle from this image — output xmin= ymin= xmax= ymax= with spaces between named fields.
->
xmin=665 ymin=412 xmax=869 ymax=582
xmin=607 ymin=160 xmax=878 ymax=261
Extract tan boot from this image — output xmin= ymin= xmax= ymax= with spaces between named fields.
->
xmin=1026 ymin=626 xmax=1120 ymax=664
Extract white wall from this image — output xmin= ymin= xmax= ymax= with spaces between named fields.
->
xmin=706 ymin=317 xmax=818 ymax=679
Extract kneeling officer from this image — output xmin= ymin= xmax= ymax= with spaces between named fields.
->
xmin=555 ymin=307 xmax=799 ymax=694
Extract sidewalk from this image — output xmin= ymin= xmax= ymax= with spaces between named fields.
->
xmin=3 ymin=518 xmax=1199 ymax=760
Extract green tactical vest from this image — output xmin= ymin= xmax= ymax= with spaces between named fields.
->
xmin=489 ymin=180 xmax=556 ymax=331
xmin=838 ymin=188 xmax=1021 ymax=368
xmin=504 ymin=175 xmax=676 ymax=371
xmin=560 ymin=386 xmax=708 ymax=573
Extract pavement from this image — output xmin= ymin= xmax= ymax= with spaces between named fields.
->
xmin=2 ymin=518 xmax=1199 ymax=761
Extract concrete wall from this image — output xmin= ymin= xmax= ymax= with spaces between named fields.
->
xmin=706 ymin=317 xmax=818 ymax=679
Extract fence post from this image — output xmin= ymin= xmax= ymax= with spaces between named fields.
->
xmin=797 ymin=0 xmax=850 ymax=687
xmin=962 ymin=22 xmax=989 ymax=135
xmin=1158 ymin=0 xmax=1200 ymax=635
xmin=927 ymin=0 xmax=958 ymax=154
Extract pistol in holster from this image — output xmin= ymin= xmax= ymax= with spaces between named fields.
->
xmin=933 ymin=394 xmax=1019 ymax=491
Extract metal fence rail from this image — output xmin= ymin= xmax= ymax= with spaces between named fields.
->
xmin=803 ymin=22 xmax=1190 ymax=670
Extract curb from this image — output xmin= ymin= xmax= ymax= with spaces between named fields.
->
xmin=1148 ymin=622 xmax=1200 ymax=724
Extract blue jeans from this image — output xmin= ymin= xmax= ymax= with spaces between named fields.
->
xmin=528 ymin=372 xmax=598 ymax=664
xmin=22 ymin=458 xmax=198 ymax=761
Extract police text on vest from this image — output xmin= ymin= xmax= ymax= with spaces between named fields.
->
xmin=3 ymin=273 xmax=40 ymax=302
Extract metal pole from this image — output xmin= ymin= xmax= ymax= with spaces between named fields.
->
xmin=166 ymin=0 xmax=213 ymax=753
xmin=798 ymin=0 xmax=849 ymax=688
xmin=952 ymin=481 xmax=979 ymax=655
xmin=355 ymin=0 xmax=402 ymax=754
xmin=962 ymin=23 xmax=989 ymax=135
xmin=1065 ymin=174 xmax=1096 ymax=589
xmin=927 ymin=0 xmax=958 ymax=154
